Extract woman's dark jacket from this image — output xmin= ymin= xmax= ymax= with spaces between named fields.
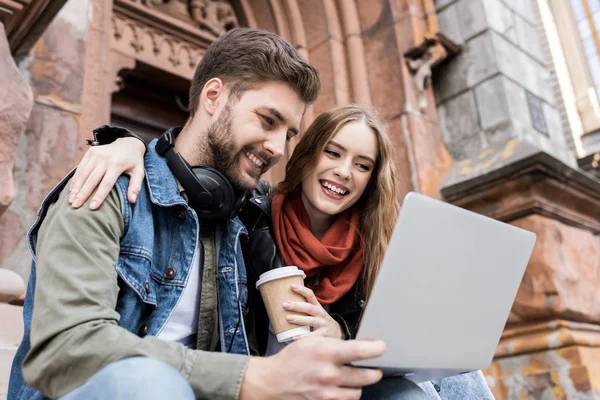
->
xmin=239 ymin=181 xmax=366 ymax=356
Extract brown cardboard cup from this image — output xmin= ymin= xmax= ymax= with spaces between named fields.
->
xmin=256 ymin=266 xmax=311 ymax=342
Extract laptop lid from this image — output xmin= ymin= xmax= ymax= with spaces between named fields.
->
xmin=353 ymin=192 xmax=536 ymax=381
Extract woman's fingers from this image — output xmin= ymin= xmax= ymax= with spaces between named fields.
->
xmin=89 ymin=168 xmax=124 ymax=210
xmin=286 ymin=314 xmax=320 ymax=327
xmin=283 ymin=300 xmax=323 ymax=317
xmin=71 ymin=162 xmax=108 ymax=208
xmin=126 ymin=165 xmax=145 ymax=204
xmin=69 ymin=153 xmax=94 ymax=204
xmin=291 ymin=284 xmax=320 ymax=305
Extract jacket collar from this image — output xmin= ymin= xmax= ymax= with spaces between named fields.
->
xmin=144 ymin=138 xmax=188 ymax=208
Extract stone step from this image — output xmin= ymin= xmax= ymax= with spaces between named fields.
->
xmin=0 ymin=269 xmax=25 ymax=304
xmin=0 ymin=303 xmax=24 ymax=400
xmin=0 ymin=348 xmax=16 ymax=400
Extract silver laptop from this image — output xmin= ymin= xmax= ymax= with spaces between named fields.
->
xmin=353 ymin=192 xmax=536 ymax=382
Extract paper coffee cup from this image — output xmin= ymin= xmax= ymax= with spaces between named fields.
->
xmin=256 ymin=266 xmax=311 ymax=342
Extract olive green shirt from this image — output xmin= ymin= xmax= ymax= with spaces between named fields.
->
xmin=22 ymin=183 xmax=249 ymax=399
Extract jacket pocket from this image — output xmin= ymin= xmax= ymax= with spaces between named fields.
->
xmin=116 ymin=250 xmax=157 ymax=306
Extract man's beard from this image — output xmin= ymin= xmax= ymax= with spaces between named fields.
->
xmin=202 ymin=104 xmax=260 ymax=191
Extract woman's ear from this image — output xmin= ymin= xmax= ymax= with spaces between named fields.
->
xmin=200 ymin=78 xmax=225 ymax=116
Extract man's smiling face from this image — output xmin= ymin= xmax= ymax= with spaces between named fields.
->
xmin=201 ymin=81 xmax=305 ymax=190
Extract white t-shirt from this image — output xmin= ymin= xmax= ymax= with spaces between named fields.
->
xmin=157 ymin=241 xmax=201 ymax=348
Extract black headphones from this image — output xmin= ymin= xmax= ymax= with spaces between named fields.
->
xmin=156 ymin=127 xmax=249 ymax=221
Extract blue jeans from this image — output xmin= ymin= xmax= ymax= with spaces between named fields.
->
xmin=362 ymin=371 xmax=494 ymax=399
xmin=362 ymin=377 xmax=429 ymax=399
xmin=59 ymin=357 xmax=194 ymax=400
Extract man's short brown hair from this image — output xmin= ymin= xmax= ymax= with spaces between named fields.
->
xmin=189 ymin=28 xmax=320 ymax=117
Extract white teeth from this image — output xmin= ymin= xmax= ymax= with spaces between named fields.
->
xmin=245 ymin=151 xmax=264 ymax=167
xmin=321 ymin=181 xmax=347 ymax=195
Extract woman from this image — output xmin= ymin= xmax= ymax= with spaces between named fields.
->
xmin=70 ymin=105 xmax=494 ymax=399
xmin=239 ymin=104 xmax=397 ymax=346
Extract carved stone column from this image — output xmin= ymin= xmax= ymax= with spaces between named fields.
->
xmin=0 ymin=23 xmax=32 ymax=218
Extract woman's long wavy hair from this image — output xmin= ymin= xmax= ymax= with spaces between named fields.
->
xmin=277 ymin=104 xmax=400 ymax=301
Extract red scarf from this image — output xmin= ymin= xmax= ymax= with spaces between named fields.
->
xmin=271 ymin=191 xmax=364 ymax=304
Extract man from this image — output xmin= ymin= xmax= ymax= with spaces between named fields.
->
xmin=8 ymin=28 xmax=389 ymax=400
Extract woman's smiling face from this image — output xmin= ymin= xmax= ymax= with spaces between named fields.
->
xmin=300 ymin=120 xmax=379 ymax=222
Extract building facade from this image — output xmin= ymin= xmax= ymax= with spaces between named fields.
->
xmin=1 ymin=0 xmax=600 ymax=398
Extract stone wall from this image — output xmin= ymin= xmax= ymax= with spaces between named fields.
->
xmin=434 ymin=0 xmax=574 ymax=166
xmin=0 ymin=0 xmax=92 ymax=281
xmin=436 ymin=1 xmax=600 ymax=397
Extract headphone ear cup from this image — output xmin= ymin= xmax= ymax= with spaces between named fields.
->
xmin=191 ymin=166 xmax=238 ymax=220
xmin=157 ymin=128 xmax=246 ymax=220
xmin=165 ymin=152 xmax=214 ymax=208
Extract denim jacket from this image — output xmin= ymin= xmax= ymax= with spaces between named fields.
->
xmin=9 ymin=140 xmax=250 ymax=400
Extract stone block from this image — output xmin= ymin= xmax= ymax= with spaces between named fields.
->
xmin=0 ymin=348 xmax=17 ymax=400
xmin=0 ymin=304 xmax=24 ymax=347
xmin=464 ymin=31 xmax=501 ymax=85
xmin=543 ymin=101 xmax=566 ymax=145
xmin=486 ymin=345 xmax=599 ymax=398
xmin=456 ymin=0 xmax=487 ymax=41
xmin=482 ymin=0 xmax=517 ymax=43
xmin=503 ymin=75 xmax=531 ymax=140
xmin=437 ymin=2 xmax=463 ymax=45
xmin=502 ymin=0 xmax=536 ymax=24
xmin=515 ymin=14 xmax=544 ymax=63
xmin=491 ymin=32 xmax=554 ymax=105
xmin=437 ymin=91 xmax=484 ymax=160
xmin=474 ymin=75 xmax=509 ymax=130
xmin=502 ymin=77 xmax=575 ymax=166
xmin=0 ymin=303 xmax=23 ymax=399
xmin=0 ymin=269 xmax=25 ymax=304
xmin=433 ymin=31 xmax=498 ymax=102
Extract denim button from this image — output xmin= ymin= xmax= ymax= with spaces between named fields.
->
xmin=176 ymin=210 xmax=185 ymax=220
xmin=139 ymin=325 xmax=148 ymax=337
xmin=145 ymin=282 xmax=150 ymax=293
xmin=165 ymin=268 xmax=176 ymax=280
xmin=433 ymin=383 xmax=441 ymax=393
xmin=358 ymin=299 xmax=365 ymax=308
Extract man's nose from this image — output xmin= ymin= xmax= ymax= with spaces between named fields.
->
xmin=263 ymin=129 xmax=286 ymax=161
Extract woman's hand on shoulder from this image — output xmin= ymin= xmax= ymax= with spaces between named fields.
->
xmin=69 ymin=137 xmax=146 ymax=210
xmin=283 ymin=284 xmax=345 ymax=340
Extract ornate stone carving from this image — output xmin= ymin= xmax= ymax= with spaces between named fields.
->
xmin=190 ymin=0 xmax=239 ymax=35
xmin=122 ymin=0 xmax=238 ymax=36
xmin=111 ymin=11 xmax=207 ymax=80
xmin=111 ymin=0 xmax=239 ymax=80
xmin=405 ymin=34 xmax=460 ymax=111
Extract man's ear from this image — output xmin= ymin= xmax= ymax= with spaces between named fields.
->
xmin=200 ymin=78 xmax=225 ymax=116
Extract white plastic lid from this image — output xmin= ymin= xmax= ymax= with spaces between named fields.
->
xmin=255 ymin=266 xmax=306 ymax=289
xmin=276 ymin=326 xmax=311 ymax=342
